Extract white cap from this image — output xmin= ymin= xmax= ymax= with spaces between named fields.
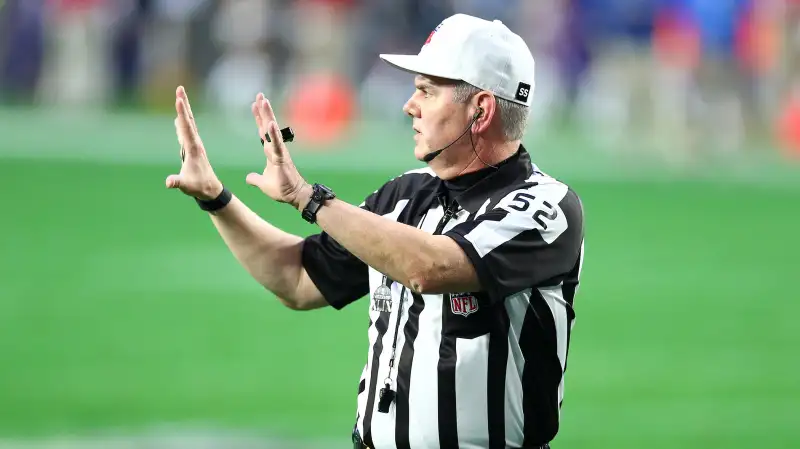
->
xmin=379 ymin=14 xmax=535 ymax=106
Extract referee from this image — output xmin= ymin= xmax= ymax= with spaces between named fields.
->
xmin=167 ymin=13 xmax=585 ymax=449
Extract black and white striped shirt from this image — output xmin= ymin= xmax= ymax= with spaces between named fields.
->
xmin=302 ymin=146 xmax=585 ymax=449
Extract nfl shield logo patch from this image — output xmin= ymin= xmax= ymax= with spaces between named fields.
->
xmin=450 ymin=292 xmax=479 ymax=317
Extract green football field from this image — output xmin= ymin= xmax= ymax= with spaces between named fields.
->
xmin=0 ymin=110 xmax=798 ymax=448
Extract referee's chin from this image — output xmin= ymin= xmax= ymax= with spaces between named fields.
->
xmin=414 ymin=145 xmax=431 ymax=163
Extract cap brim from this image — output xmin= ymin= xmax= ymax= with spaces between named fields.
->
xmin=379 ymin=54 xmax=461 ymax=80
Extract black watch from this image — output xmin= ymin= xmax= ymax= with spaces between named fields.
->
xmin=301 ymin=183 xmax=335 ymax=224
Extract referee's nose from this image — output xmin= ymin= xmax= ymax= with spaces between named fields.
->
xmin=403 ymin=97 xmax=420 ymax=118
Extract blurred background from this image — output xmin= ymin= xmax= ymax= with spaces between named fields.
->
xmin=0 ymin=0 xmax=798 ymax=448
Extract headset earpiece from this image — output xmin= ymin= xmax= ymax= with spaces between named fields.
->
xmin=421 ymin=107 xmax=485 ymax=163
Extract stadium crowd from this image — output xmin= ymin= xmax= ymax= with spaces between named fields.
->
xmin=0 ymin=0 xmax=797 ymax=157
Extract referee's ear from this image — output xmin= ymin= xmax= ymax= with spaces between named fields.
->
xmin=471 ymin=91 xmax=496 ymax=134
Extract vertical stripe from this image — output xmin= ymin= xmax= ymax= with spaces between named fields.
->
xmin=454 ymin=335 xmax=489 ymax=448
xmin=539 ymin=286 xmax=569 ymax=408
xmin=504 ymin=343 xmax=525 ymax=447
xmin=405 ymin=293 xmax=442 ymax=449
xmin=355 ymin=360 xmax=368 ymax=428
xmin=561 ymin=242 xmax=582 ymax=374
xmin=437 ymin=334 xmax=459 ymax=449
xmin=520 ymin=290 xmax=561 ymax=447
xmin=539 ymin=286 xmax=569 ymax=372
xmin=362 ymin=311 xmax=391 ymax=448
xmin=434 ymin=202 xmax=464 ymax=449
xmin=487 ymin=307 xmax=510 ymax=449
xmin=561 ymin=243 xmax=582 ymax=308
xmin=504 ymin=289 xmax=531 ymax=447
xmin=394 ymin=292 xmax=425 ymax=449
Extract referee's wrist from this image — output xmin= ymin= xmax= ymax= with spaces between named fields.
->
xmin=195 ymin=182 xmax=232 ymax=212
xmin=195 ymin=181 xmax=224 ymax=201
xmin=293 ymin=183 xmax=314 ymax=211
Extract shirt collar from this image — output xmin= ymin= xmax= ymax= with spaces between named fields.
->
xmin=440 ymin=144 xmax=534 ymax=214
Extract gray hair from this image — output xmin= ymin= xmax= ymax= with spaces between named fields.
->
xmin=452 ymin=82 xmax=530 ymax=141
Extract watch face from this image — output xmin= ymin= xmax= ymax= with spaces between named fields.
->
xmin=315 ymin=184 xmax=334 ymax=199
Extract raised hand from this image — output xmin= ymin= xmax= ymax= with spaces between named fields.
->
xmin=165 ymin=86 xmax=223 ymax=200
xmin=245 ymin=93 xmax=309 ymax=209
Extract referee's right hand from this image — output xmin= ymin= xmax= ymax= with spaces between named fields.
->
xmin=165 ymin=86 xmax=224 ymax=200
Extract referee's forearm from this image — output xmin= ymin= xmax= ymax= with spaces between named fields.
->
xmin=208 ymin=195 xmax=306 ymax=301
xmin=313 ymin=199 xmax=439 ymax=291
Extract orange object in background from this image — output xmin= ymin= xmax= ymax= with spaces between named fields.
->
xmin=734 ymin=3 xmax=780 ymax=75
xmin=284 ymin=72 xmax=356 ymax=147
xmin=777 ymin=93 xmax=800 ymax=159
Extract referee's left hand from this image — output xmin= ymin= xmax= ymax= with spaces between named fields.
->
xmin=245 ymin=93 xmax=310 ymax=209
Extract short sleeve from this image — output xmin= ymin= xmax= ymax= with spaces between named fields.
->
xmin=444 ymin=185 xmax=584 ymax=304
xmin=302 ymin=232 xmax=368 ymax=310
xmin=301 ymin=188 xmax=383 ymax=310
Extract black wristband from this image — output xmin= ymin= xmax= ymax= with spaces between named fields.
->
xmin=195 ymin=186 xmax=232 ymax=212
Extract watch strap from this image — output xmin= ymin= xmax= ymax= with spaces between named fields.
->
xmin=301 ymin=184 xmax=335 ymax=224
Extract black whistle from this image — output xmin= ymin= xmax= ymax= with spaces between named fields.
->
xmin=261 ymin=126 xmax=295 ymax=145
xmin=377 ymin=386 xmax=395 ymax=413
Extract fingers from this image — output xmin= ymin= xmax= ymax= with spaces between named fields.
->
xmin=252 ymin=92 xmax=265 ymax=136
xmin=176 ymin=86 xmax=197 ymax=132
xmin=175 ymin=97 xmax=200 ymax=157
xmin=175 ymin=117 xmax=184 ymax=148
xmin=256 ymin=96 xmax=288 ymax=161
xmin=265 ymin=121 xmax=286 ymax=160
xmin=257 ymin=94 xmax=277 ymax=125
